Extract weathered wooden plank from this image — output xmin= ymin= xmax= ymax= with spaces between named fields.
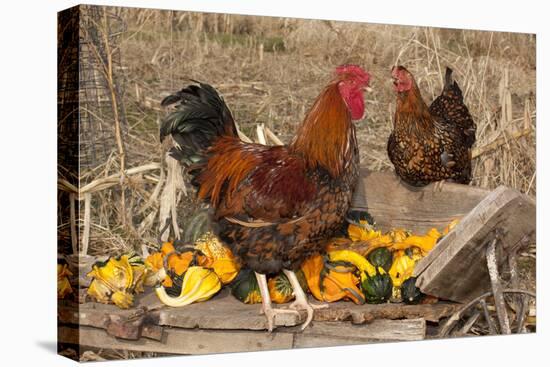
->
xmin=147 ymin=288 xmax=457 ymax=328
xmin=58 ymin=325 xmax=294 ymax=355
xmin=313 ymin=299 xmax=459 ymax=323
xmin=158 ymin=293 xmax=454 ymax=329
xmin=414 ymin=186 xmax=536 ymax=302
xmin=352 ymin=169 xmax=489 ymax=233
xmin=293 ymin=319 xmax=425 ymax=348
xmin=157 ymin=290 xmax=303 ymax=330
xmin=60 ymin=289 xmax=305 ymax=332
xmin=60 ymin=288 xmax=458 ymax=333
xmin=58 ymin=319 xmax=426 ymax=355
xmin=58 ymin=300 xmax=162 ymax=340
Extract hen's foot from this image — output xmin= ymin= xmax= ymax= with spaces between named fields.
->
xmin=433 ymin=180 xmax=446 ymax=192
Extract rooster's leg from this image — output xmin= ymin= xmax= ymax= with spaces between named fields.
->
xmin=254 ymin=272 xmax=299 ymax=332
xmin=283 ymin=269 xmax=328 ymax=330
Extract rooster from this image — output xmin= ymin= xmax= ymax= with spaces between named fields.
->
xmin=160 ymin=65 xmax=371 ymax=331
xmin=388 ymin=66 xmax=476 ymax=187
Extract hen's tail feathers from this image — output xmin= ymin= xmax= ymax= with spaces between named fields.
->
xmin=160 ymin=82 xmax=238 ymax=175
xmin=430 ymin=67 xmax=476 ymax=148
xmin=443 ymin=67 xmax=476 ymax=148
xmin=444 ymin=67 xmax=454 ymax=87
xmin=443 ymin=67 xmax=463 ymax=99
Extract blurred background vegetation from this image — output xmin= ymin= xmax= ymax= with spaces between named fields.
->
xmin=63 ymin=4 xmax=536 ymax=274
xmin=119 ymin=8 xmax=535 ymax=191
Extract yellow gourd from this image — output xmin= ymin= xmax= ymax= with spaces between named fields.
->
xmin=57 ymin=264 xmax=73 ymax=300
xmin=155 ymin=266 xmax=221 ymax=307
xmin=348 ymin=220 xmax=381 ymax=242
xmin=86 ymin=254 xmax=148 ymax=309
xmin=195 ymin=233 xmax=240 ymax=284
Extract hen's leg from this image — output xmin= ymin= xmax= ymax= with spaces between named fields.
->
xmin=282 ymin=269 xmax=328 ymax=330
xmin=254 ymin=272 xmax=299 ymax=332
xmin=433 ymin=179 xmax=446 ymax=192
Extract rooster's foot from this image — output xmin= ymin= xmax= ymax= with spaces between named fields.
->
xmin=283 ymin=269 xmax=327 ymax=330
xmin=261 ymin=304 xmax=300 ymax=332
xmin=255 ymin=271 xmax=300 ymax=332
xmin=288 ymin=299 xmax=327 ymax=311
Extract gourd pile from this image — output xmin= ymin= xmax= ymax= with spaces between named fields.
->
xmin=151 ymin=234 xmax=240 ymax=307
xmin=58 ymin=216 xmax=459 ymax=309
xmin=232 ymin=217 xmax=458 ymax=306
xmin=82 ymin=233 xmax=239 ymax=309
xmin=86 ymin=254 xmax=148 ymax=308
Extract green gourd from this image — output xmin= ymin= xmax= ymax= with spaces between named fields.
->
xmin=367 ymin=247 xmax=393 ymax=272
xmin=361 ymin=273 xmax=393 ymax=304
xmin=401 ymin=277 xmax=424 ymax=304
xmin=230 ymin=269 xmax=262 ymax=304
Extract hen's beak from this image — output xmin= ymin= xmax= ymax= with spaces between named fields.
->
xmin=364 ymin=86 xmax=373 ymax=92
xmin=392 ymin=77 xmax=399 ymax=87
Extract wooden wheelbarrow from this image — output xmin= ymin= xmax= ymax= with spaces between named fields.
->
xmin=58 ymin=169 xmax=536 ymax=357
xmin=352 ymin=169 xmax=536 ymax=336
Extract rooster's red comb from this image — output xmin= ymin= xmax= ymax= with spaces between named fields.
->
xmin=335 ymin=64 xmax=370 ymax=83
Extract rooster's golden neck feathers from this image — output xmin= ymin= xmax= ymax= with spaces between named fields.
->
xmin=290 ymin=83 xmax=356 ymax=178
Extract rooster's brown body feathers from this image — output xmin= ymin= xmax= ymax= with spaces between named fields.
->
xmin=161 ymin=81 xmax=359 ymax=274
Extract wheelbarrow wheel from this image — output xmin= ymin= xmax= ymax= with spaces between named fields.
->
xmin=438 ymin=289 xmax=536 ymax=337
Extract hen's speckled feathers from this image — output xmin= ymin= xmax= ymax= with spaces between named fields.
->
xmin=388 ymin=67 xmax=476 ymax=186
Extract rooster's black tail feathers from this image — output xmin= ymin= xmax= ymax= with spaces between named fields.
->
xmin=160 ymin=82 xmax=238 ymax=170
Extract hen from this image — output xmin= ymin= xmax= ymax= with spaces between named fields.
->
xmin=387 ymin=66 xmax=476 ymax=187
xmin=160 ymin=65 xmax=371 ymax=331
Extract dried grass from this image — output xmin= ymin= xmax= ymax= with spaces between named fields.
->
xmin=72 ymin=6 xmax=536 ymax=268
xmin=59 ymin=8 xmax=536 ymax=359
